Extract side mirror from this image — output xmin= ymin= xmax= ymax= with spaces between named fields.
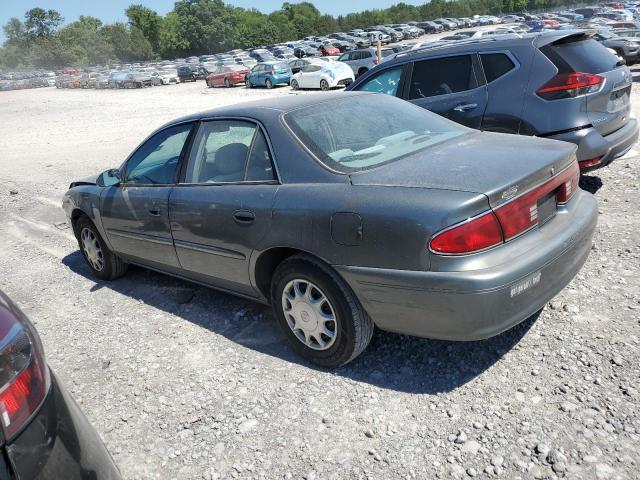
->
xmin=97 ymin=168 xmax=121 ymax=187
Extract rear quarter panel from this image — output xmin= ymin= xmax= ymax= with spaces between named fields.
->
xmin=255 ymin=184 xmax=490 ymax=272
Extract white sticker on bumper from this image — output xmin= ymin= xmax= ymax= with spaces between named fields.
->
xmin=510 ymin=271 xmax=541 ymax=298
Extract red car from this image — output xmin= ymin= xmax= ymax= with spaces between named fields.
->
xmin=319 ymin=45 xmax=341 ymax=56
xmin=543 ymin=19 xmax=559 ymax=27
xmin=206 ymin=65 xmax=249 ymax=87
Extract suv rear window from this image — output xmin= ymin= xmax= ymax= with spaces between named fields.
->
xmin=481 ymin=53 xmax=515 ymax=82
xmin=542 ymin=37 xmax=619 ymax=74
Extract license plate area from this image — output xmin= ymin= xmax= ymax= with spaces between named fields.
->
xmin=537 ymin=192 xmax=557 ymax=227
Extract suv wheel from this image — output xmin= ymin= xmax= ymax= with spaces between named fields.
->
xmin=265 ymin=78 xmax=273 ymax=89
xmin=271 ymin=254 xmax=374 ymax=367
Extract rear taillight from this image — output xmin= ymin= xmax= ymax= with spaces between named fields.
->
xmin=373 ymin=58 xmax=379 ymax=65
xmin=536 ymin=72 xmax=603 ymax=100
xmin=0 ymin=295 xmax=50 ymax=441
xmin=270 ymin=68 xmax=275 ymax=75
xmin=494 ymin=162 xmax=580 ymax=239
xmin=429 ymin=162 xmax=580 ymax=254
xmin=429 ymin=212 xmax=504 ymax=254
xmin=578 ymin=156 xmax=603 ymax=169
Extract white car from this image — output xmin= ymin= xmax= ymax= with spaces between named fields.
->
xmin=290 ymin=59 xmax=354 ymax=91
xmin=158 ymin=67 xmax=179 ymax=84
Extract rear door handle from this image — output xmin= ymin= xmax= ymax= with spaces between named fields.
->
xmin=233 ymin=210 xmax=255 ymax=224
xmin=453 ymin=103 xmax=478 ymax=112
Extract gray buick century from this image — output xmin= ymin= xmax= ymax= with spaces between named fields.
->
xmin=63 ymin=92 xmax=597 ymax=367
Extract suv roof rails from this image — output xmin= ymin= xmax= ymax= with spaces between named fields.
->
xmin=395 ymin=33 xmax=523 ymax=58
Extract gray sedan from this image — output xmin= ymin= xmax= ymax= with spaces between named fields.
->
xmin=62 ymin=92 xmax=597 ymax=367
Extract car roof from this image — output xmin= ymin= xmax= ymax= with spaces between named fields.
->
xmin=159 ymin=92 xmax=371 ymax=128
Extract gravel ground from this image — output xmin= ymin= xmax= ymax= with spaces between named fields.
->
xmin=0 ymin=67 xmax=639 ymax=480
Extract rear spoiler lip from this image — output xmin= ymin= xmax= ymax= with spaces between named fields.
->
xmin=533 ymin=30 xmax=595 ymax=48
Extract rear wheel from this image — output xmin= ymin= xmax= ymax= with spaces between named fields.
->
xmin=265 ymin=78 xmax=273 ymax=89
xmin=207 ymin=80 xmax=213 ymax=88
xmin=271 ymin=254 xmax=374 ymax=367
xmin=224 ymin=78 xmax=230 ymax=88
xmin=76 ymin=216 xmax=127 ymax=281
xmin=291 ymin=79 xmax=299 ymax=90
xmin=320 ymin=79 xmax=330 ymax=91
xmin=246 ymin=78 xmax=252 ymax=88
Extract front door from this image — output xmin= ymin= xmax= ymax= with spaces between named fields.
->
xmin=405 ymin=54 xmax=488 ymax=129
xmin=170 ymin=119 xmax=278 ymax=296
xmin=100 ymin=123 xmax=193 ymax=268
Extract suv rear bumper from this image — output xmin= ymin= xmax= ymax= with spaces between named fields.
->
xmin=335 ymin=190 xmax=597 ymax=341
xmin=546 ymin=117 xmax=639 ymax=172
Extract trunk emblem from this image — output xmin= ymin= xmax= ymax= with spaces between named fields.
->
xmin=501 ymin=185 xmax=518 ymax=200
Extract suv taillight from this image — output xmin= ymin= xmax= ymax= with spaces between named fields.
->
xmin=0 ymin=294 xmax=50 ymax=441
xmin=429 ymin=162 xmax=580 ymax=254
xmin=536 ymin=72 xmax=603 ymax=100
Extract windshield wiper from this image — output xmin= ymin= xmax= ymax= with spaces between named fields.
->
xmin=339 ymin=152 xmax=382 ymax=163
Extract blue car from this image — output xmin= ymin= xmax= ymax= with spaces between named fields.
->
xmin=246 ymin=61 xmax=291 ymax=89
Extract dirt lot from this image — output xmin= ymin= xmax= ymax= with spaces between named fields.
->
xmin=0 ymin=71 xmax=639 ymax=480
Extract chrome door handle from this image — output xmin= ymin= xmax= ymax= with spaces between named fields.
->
xmin=453 ymin=103 xmax=478 ymax=112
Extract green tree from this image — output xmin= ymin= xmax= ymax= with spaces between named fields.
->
xmin=126 ymin=4 xmax=162 ymax=53
xmin=24 ymin=8 xmax=64 ymax=38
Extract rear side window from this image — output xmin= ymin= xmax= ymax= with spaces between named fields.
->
xmin=409 ymin=55 xmax=477 ymax=99
xmin=481 ymin=53 xmax=516 ymax=83
xmin=541 ymin=38 xmax=619 ymax=74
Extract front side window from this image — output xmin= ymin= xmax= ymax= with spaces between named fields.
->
xmin=124 ymin=124 xmax=192 ymax=185
xmin=409 ymin=55 xmax=478 ymax=99
xmin=184 ymin=121 xmax=275 ymax=183
xmin=284 ymin=94 xmax=466 ymax=173
xmin=356 ymin=67 xmax=402 ymax=96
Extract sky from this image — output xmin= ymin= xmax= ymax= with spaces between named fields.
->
xmin=0 ymin=0 xmax=424 ymax=42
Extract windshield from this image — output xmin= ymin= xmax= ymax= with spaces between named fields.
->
xmin=283 ymin=94 xmax=467 ymax=173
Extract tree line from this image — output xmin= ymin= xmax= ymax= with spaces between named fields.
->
xmin=1 ymin=0 xmax=585 ymax=69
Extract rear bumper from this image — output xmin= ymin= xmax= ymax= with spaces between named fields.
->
xmin=5 ymin=372 xmax=121 ymax=480
xmin=335 ymin=190 xmax=597 ymax=341
xmin=546 ymin=118 xmax=639 ymax=172
xmin=270 ymin=75 xmax=291 ymax=85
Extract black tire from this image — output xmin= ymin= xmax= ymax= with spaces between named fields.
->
xmin=75 ymin=216 xmax=127 ymax=281
xmin=246 ymin=78 xmax=252 ymax=88
xmin=207 ymin=80 xmax=213 ymax=88
xmin=224 ymin=78 xmax=230 ymax=88
xmin=357 ymin=67 xmax=368 ymax=77
xmin=271 ymin=254 xmax=374 ymax=368
xmin=291 ymin=79 xmax=299 ymax=90
xmin=320 ymin=79 xmax=330 ymax=91
xmin=265 ymin=78 xmax=273 ymax=89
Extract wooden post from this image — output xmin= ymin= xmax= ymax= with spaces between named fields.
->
xmin=377 ymin=36 xmax=382 ymax=63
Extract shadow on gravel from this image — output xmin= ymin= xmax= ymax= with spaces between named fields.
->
xmin=63 ymin=251 xmax=538 ymax=394
xmin=579 ymin=174 xmax=603 ymax=195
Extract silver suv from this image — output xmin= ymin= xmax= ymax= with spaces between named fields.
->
xmin=337 ymin=48 xmax=379 ymax=77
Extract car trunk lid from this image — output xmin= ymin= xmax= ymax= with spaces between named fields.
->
xmin=349 ymin=131 xmax=577 ymax=209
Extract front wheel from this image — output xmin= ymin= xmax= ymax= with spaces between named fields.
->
xmin=291 ymin=79 xmax=299 ymax=90
xmin=75 ymin=216 xmax=127 ymax=281
xmin=265 ymin=78 xmax=273 ymax=89
xmin=224 ymin=78 xmax=230 ymax=88
xmin=246 ymin=78 xmax=252 ymax=88
xmin=271 ymin=254 xmax=374 ymax=368
xmin=320 ymin=79 xmax=330 ymax=91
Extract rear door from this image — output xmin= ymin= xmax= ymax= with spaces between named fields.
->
xmin=403 ymin=54 xmax=488 ymax=128
xmin=170 ymin=119 xmax=278 ymax=296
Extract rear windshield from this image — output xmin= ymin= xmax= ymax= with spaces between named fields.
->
xmin=274 ymin=63 xmax=289 ymax=70
xmin=541 ymin=37 xmax=619 ymax=74
xmin=283 ymin=94 xmax=466 ymax=173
